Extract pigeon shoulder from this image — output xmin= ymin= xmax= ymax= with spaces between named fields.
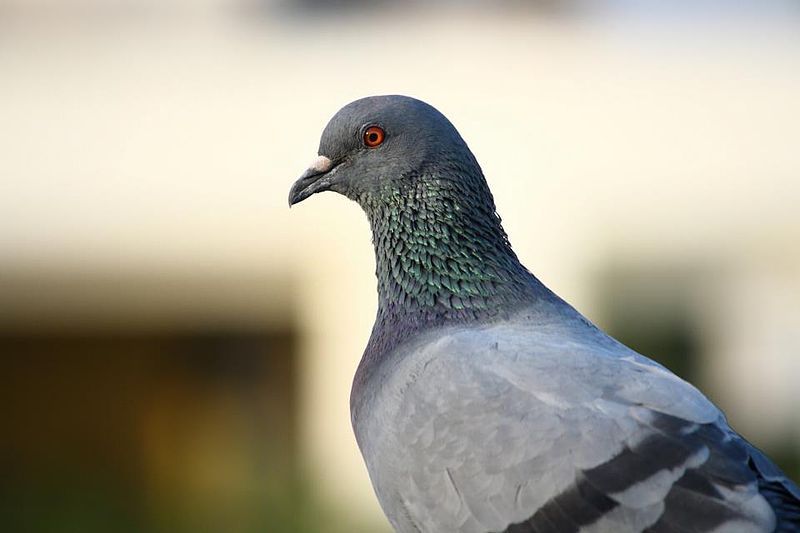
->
xmin=353 ymin=305 xmax=780 ymax=532
xmin=354 ymin=302 xmax=719 ymax=440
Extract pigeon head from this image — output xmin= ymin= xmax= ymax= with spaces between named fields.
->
xmin=288 ymin=95 xmax=483 ymax=208
xmin=289 ymin=96 xmax=548 ymax=356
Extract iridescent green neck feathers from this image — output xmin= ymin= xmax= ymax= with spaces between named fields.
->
xmin=358 ymin=163 xmax=547 ymax=356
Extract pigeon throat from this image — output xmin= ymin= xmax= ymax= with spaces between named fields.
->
xmin=360 ymin=173 xmax=542 ymax=337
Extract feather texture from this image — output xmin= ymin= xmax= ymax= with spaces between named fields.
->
xmin=354 ymin=310 xmax=797 ymax=532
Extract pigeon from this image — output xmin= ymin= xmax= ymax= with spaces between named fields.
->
xmin=288 ymin=95 xmax=800 ymax=532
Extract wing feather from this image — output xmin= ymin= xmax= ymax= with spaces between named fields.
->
xmin=355 ymin=320 xmax=795 ymax=532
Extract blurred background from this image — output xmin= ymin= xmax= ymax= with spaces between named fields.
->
xmin=1 ymin=0 xmax=799 ymax=531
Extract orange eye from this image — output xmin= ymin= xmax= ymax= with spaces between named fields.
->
xmin=363 ymin=126 xmax=385 ymax=148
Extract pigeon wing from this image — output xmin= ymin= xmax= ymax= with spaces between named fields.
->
xmin=361 ymin=323 xmax=795 ymax=533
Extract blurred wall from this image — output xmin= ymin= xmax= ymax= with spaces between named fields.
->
xmin=1 ymin=1 xmax=799 ymax=531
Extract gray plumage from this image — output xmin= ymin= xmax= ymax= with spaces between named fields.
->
xmin=289 ymin=95 xmax=800 ymax=532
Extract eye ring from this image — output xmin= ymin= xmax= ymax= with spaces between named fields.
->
xmin=363 ymin=126 xmax=385 ymax=148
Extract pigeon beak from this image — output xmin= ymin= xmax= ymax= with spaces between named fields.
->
xmin=288 ymin=155 xmax=337 ymax=206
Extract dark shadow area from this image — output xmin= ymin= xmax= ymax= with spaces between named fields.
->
xmin=0 ymin=329 xmax=325 ymax=532
xmin=596 ymin=266 xmax=701 ymax=382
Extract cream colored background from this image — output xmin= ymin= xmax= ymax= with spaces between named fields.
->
xmin=1 ymin=2 xmax=799 ymax=529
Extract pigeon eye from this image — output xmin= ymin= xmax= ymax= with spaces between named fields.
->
xmin=363 ymin=126 xmax=385 ymax=148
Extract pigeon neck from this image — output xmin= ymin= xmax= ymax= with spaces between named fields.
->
xmin=359 ymin=170 xmax=546 ymax=356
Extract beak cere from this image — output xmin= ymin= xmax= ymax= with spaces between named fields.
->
xmin=308 ymin=155 xmax=333 ymax=174
xmin=288 ymin=155 xmax=335 ymax=206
